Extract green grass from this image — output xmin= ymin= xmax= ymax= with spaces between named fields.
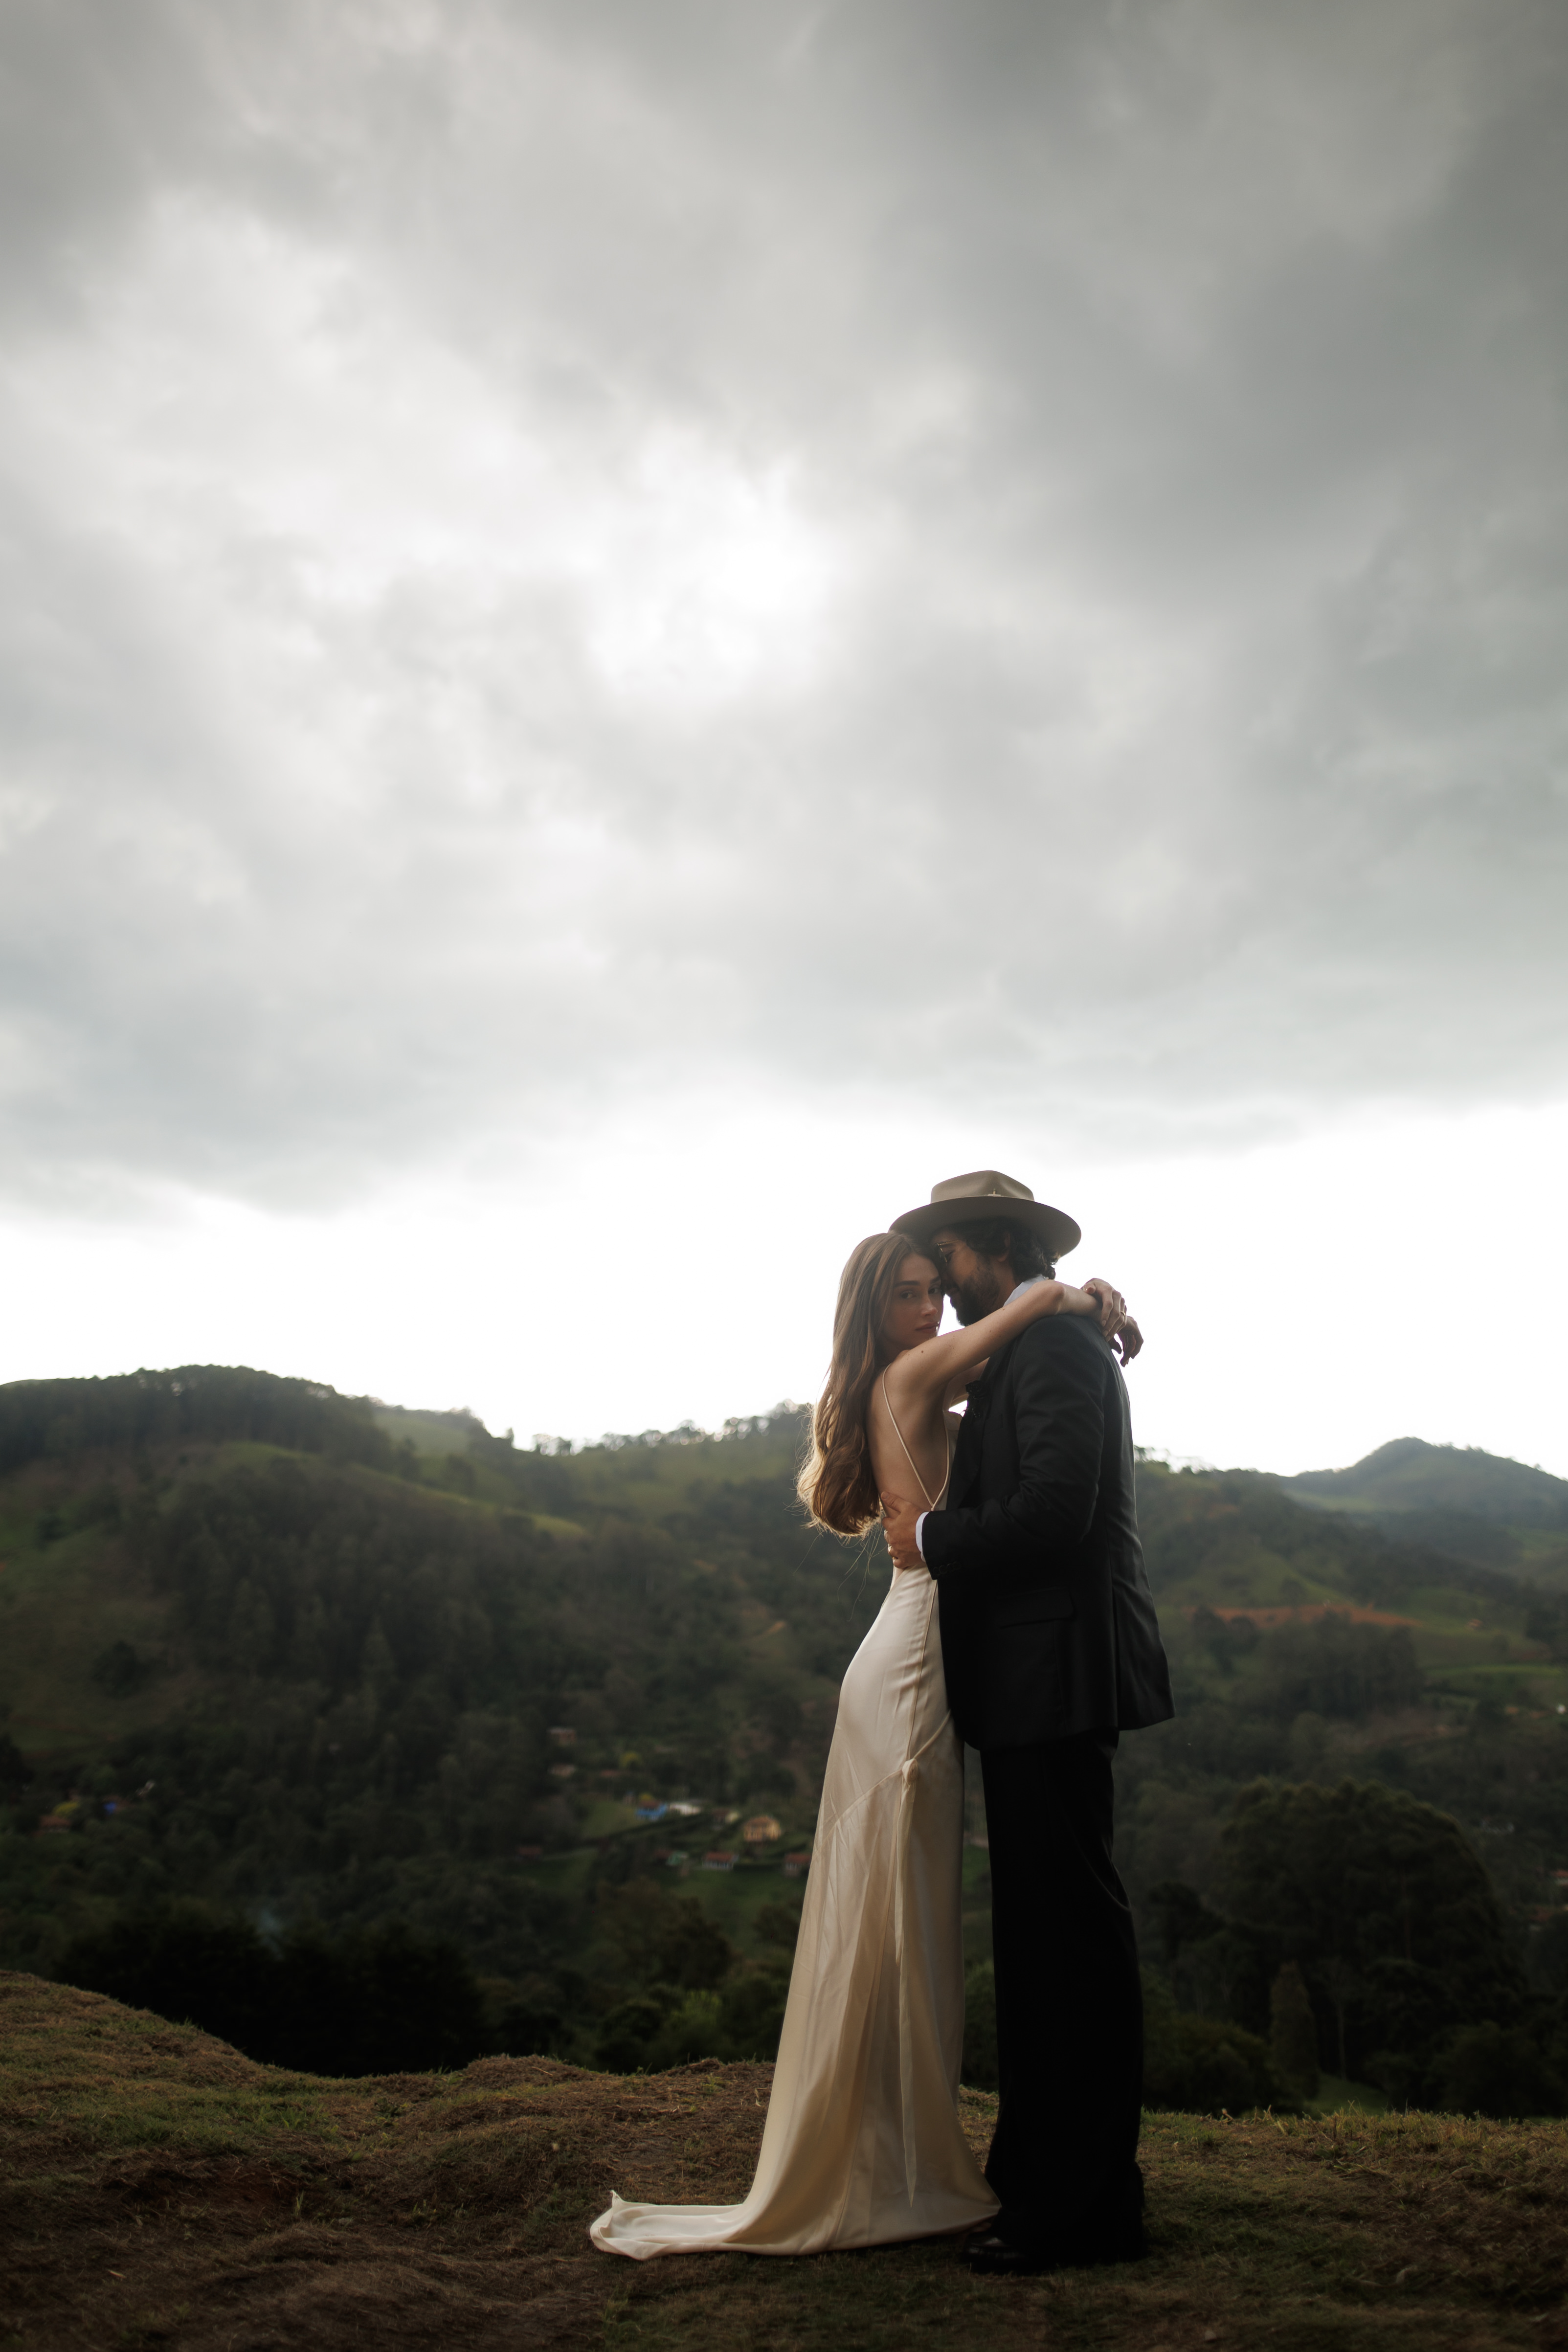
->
xmin=1305 ymin=2075 xmax=1392 ymax=2116
xmin=0 ymin=1530 xmax=204 ymax=1756
xmin=581 ymin=1799 xmax=645 ymax=1838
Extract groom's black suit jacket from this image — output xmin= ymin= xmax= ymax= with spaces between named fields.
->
xmin=920 ymin=1315 xmax=1174 ymax=1750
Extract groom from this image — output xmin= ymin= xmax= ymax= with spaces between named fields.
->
xmin=882 ymin=1170 xmax=1174 ymax=2274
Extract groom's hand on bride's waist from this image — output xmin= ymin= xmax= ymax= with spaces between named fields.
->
xmin=881 ymin=1495 xmax=924 ymax=1571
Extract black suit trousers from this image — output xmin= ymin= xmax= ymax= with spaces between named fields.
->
xmin=980 ymin=1729 xmax=1145 ymax=2251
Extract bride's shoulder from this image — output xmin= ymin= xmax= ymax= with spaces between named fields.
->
xmin=879 ymin=1353 xmax=931 ymax=1408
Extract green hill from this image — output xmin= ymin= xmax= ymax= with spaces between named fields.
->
xmin=5 ymin=1366 xmax=1568 ymax=2100
xmin=0 ymin=1367 xmax=872 ymax=2066
xmin=1273 ymin=1438 xmax=1568 ymax=1586
xmin=1283 ymin=1437 xmax=1568 ymax=1525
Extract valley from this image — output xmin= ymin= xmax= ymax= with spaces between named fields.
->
xmin=4 ymin=1366 xmax=1568 ymax=2112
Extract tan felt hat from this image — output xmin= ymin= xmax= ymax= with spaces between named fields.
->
xmin=891 ymin=1169 xmax=1081 ymax=1262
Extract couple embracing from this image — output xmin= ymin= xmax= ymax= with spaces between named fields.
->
xmin=592 ymin=1169 xmax=1174 ymax=2276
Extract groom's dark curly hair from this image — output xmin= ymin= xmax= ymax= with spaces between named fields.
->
xmin=943 ymin=1217 xmax=1055 ymax=1283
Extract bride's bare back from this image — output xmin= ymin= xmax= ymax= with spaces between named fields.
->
xmin=868 ymin=1372 xmax=955 ymax=1521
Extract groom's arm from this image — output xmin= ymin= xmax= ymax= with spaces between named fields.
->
xmin=919 ymin=1318 xmax=1106 ymax=1580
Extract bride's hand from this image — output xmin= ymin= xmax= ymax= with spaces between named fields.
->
xmin=1084 ymin=1278 xmax=1126 ymax=1337
xmin=1084 ymin=1278 xmax=1143 ymax=1365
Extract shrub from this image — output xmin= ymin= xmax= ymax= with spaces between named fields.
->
xmin=57 ymin=1906 xmax=276 ymax=2055
xmin=1428 ymin=2021 xmax=1566 ymax=2120
xmin=1142 ymin=1973 xmax=1285 ymax=2114
xmin=714 ymin=1962 xmax=791 ymax=2060
xmin=592 ymin=1961 xmax=791 ymax=2071
xmin=595 ymin=1989 xmax=681 ymax=2071
xmin=479 ymin=1975 xmax=569 ymax=2058
xmin=595 ymin=1881 xmax=736 ymax=1992
xmin=55 ymin=1906 xmax=489 ymax=2075
xmin=90 ymin=1642 xmax=153 ymax=1697
xmin=646 ymin=1989 xmax=728 ymax=2067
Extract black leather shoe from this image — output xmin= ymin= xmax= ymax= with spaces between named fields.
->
xmin=964 ymin=2227 xmax=1149 ymax=2275
xmin=964 ymin=2233 xmax=1048 ymax=2276
xmin=1088 ymin=2227 xmax=1149 ymax=2267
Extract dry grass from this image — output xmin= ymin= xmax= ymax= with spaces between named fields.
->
xmin=3 ymin=1972 xmax=1568 ymax=2351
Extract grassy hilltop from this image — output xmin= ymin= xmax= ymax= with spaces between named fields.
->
xmin=5 ymin=1367 xmax=1568 ymax=2107
xmin=6 ymin=1970 xmax=1568 ymax=2352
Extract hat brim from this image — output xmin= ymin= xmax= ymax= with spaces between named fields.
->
xmin=890 ymin=1195 xmax=1081 ymax=1261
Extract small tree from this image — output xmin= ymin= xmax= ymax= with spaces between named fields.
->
xmin=1269 ymin=1961 xmax=1320 ymax=2097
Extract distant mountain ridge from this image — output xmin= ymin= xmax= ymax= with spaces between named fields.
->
xmin=1282 ymin=1438 xmax=1568 ymax=1527
xmin=1273 ymin=1437 xmax=1568 ymax=1582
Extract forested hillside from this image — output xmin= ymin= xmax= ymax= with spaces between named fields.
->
xmin=4 ymin=1366 xmax=1568 ymax=2114
xmin=1275 ymin=1436 xmax=1568 ymax=1583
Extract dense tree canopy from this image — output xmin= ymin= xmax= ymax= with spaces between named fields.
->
xmin=1217 ymin=1779 xmax=1531 ymax=2085
xmin=0 ymin=1366 xmax=395 ymax=1477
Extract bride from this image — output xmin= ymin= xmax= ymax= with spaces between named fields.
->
xmin=590 ymin=1231 xmax=1129 ymax=2260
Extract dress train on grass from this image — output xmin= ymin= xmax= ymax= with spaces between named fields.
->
xmin=590 ymin=1562 xmax=997 ymax=2260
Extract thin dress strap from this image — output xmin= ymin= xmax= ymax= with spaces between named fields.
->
xmin=878 ymin=1373 xmax=950 ymax=1513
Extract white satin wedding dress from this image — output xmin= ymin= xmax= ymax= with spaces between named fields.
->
xmin=590 ymin=1544 xmax=998 ymax=2259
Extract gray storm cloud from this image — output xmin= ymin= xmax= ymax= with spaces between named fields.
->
xmin=0 ymin=0 xmax=1565 ymax=1208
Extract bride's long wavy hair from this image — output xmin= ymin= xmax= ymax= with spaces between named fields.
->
xmin=797 ymin=1232 xmax=939 ymax=1537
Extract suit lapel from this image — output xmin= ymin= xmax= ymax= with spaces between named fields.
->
xmin=947 ymin=1339 xmax=1016 ymax=1507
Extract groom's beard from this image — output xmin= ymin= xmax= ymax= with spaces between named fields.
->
xmin=950 ymin=1268 xmax=1006 ymax=1326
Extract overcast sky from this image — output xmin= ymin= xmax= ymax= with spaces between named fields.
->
xmin=3 ymin=0 xmax=1566 ymax=1475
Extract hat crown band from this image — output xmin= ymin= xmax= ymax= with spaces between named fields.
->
xmin=930 ymin=1168 xmax=1035 ymax=1207
xmin=889 ymin=1172 xmax=1080 ymax=1261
